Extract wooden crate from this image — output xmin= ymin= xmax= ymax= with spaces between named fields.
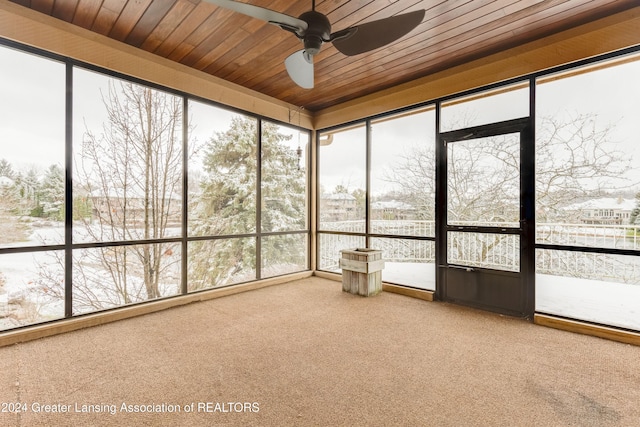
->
xmin=339 ymin=248 xmax=384 ymax=297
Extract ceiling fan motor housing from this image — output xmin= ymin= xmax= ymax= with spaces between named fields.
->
xmin=299 ymin=10 xmax=331 ymax=56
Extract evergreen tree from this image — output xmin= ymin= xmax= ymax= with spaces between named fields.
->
xmin=194 ymin=116 xmax=258 ymax=236
xmin=14 ymin=167 xmax=41 ymax=216
xmin=189 ymin=117 xmax=307 ymax=289
xmin=189 ymin=116 xmax=258 ymax=289
xmin=0 ymin=158 xmax=15 ymax=179
xmin=38 ymin=164 xmax=65 ymax=220
xmin=260 ymin=122 xmax=307 ymax=276
xmin=0 ymin=159 xmax=16 ymax=206
xmin=261 ymin=122 xmax=306 ymax=232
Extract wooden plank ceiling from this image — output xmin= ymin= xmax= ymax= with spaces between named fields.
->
xmin=9 ymin=0 xmax=639 ymax=111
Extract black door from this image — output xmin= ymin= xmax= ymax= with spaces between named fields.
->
xmin=437 ymin=118 xmax=534 ymax=317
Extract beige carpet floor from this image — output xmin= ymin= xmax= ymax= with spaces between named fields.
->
xmin=0 ymin=276 xmax=638 ymax=426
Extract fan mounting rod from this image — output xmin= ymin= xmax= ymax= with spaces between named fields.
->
xmin=296 ymin=11 xmax=330 ymax=56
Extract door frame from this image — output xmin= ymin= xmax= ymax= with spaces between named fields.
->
xmin=435 ymin=117 xmax=535 ymax=318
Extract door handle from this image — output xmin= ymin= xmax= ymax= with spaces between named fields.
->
xmin=442 ymin=264 xmax=475 ymax=272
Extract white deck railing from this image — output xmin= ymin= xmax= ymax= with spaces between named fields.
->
xmin=319 ymin=221 xmax=640 ymax=283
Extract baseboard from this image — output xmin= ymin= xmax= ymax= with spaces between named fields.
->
xmin=312 ymin=270 xmax=434 ymax=301
xmin=0 ymin=271 xmax=313 ymax=347
xmin=382 ymin=283 xmax=434 ymax=301
xmin=312 ymin=270 xmax=341 ymax=281
xmin=534 ymin=313 xmax=640 ymax=346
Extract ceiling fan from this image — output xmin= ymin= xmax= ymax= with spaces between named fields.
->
xmin=203 ymin=0 xmax=425 ymax=89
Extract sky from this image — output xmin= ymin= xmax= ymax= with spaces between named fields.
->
xmin=0 ymin=46 xmax=65 ymax=169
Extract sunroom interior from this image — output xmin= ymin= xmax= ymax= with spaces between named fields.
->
xmin=2 ymin=0 xmax=640 ymax=350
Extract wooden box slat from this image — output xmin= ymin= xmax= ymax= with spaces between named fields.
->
xmin=340 ymin=248 xmax=384 ymax=297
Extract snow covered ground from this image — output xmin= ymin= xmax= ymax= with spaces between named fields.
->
xmin=2 ymin=224 xmax=639 ymax=333
xmin=0 ymin=250 xmax=65 ymax=330
xmin=331 ymin=261 xmax=639 ymax=331
xmin=537 ymin=274 xmax=640 ymax=331
xmin=383 ymin=262 xmax=436 ymax=291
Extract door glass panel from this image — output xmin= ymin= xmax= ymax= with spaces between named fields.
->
xmin=447 ymin=133 xmax=520 ymax=227
xmin=447 ymin=231 xmax=520 ymax=272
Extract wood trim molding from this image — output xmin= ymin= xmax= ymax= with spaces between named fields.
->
xmin=313 ymin=6 xmax=640 ymax=129
xmin=0 ymin=1 xmax=314 ymax=129
xmin=0 ymin=271 xmax=312 ymax=348
xmin=535 ymin=314 xmax=640 ymax=347
xmin=313 ymin=270 xmax=342 ymax=281
xmin=382 ymin=283 xmax=434 ymax=302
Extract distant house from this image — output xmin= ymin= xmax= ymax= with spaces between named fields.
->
xmin=565 ymin=197 xmax=635 ymax=225
xmin=88 ymin=190 xmax=182 ymax=227
xmin=320 ymin=193 xmax=357 ymax=221
xmin=370 ymin=200 xmax=416 ymax=220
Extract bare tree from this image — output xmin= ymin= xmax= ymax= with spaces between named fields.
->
xmin=385 ymin=112 xmax=633 ymax=268
xmin=37 ymin=81 xmax=184 ymax=312
xmin=535 ymin=113 xmax=632 ymax=221
xmin=388 ymin=113 xmax=631 ymax=222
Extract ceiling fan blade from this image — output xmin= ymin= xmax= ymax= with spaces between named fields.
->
xmin=331 ymin=9 xmax=425 ymax=56
xmin=202 ymin=0 xmax=308 ymax=35
xmin=285 ymin=50 xmax=314 ymax=89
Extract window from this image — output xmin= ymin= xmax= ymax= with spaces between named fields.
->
xmin=261 ymin=234 xmax=308 ymax=278
xmin=318 ymin=109 xmax=436 ymax=290
xmin=187 ymin=238 xmax=256 ymax=291
xmin=370 ymin=238 xmax=435 ymax=290
xmin=318 ymin=234 xmax=365 ymax=272
xmin=0 ymin=42 xmax=310 ymax=332
xmin=535 ymin=53 xmax=640 ymax=330
xmin=73 ymin=244 xmax=181 ymax=314
xmin=260 ymin=121 xmax=309 ymax=278
xmin=0 ymin=45 xmax=65 ymax=329
xmin=370 ymin=108 xmax=435 ymax=236
xmin=188 ymin=101 xmax=256 ymax=237
xmin=261 ymin=121 xmax=308 ymax=233
xmin=71 ymin=69 xmax=184 ymax=313
xmin=0 ymin=251 xmax=65 ymax=330
xmin=74 ymin=70 xmax=183 ymax=243
xmin=369 ymin=108 xmax=437 ymax=289
xmin=0 ymin=47 xmax=65 ymax=248
xmin=318 ymin=125 xmax=366 ymax=233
